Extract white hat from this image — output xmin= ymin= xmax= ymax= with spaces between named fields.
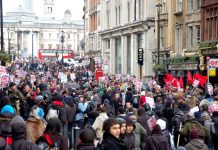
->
xmin=156 ymin=119 xmax=166 ymax=130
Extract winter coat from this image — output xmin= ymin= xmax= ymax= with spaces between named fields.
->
xmin=65 ymin=103 xmax=76 ymax=125
xmin=124 ymin=132 xmax=135 ymax=150
xmin=137 ymin=108 xmax=152 ymax=136
xmin=144 ymin=133 xmax=170 ymax=150
xmin=12 ymin=121 xmax=39 ymax=150
xmin=92 ymin=112 xmax=108 ymax=139
xmin=139 ymin=96 xmax=146 ymax=107
xmin=0 ymin=113 xmax=15 ymax=136
xmin=26 ymin=117 xmax=46 ymax=143
xmin=75 ymin=102 xmax=88 ymax=121
xmin=184 ymin=139 xmax=208 ymax=150
xmin=77 ymin=143 xmax=98 ymax=150
xmin=180 ymin=119 xmax=210 ymax=143
xmin=134 ymin=122 xmax=147 ymax=148
xmin=100 ymin=132 xmax=127 ymax=150
xmin=36 ymin=134 xmax=69 ymax=150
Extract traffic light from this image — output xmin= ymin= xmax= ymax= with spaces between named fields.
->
xmin=138 ymin=48 xmax=144 ymax=65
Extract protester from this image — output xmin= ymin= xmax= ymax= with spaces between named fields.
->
xmin=99 ymin=118 xmax=127 ymax=150
xmin=77 ymin=128 xmax=97 ymax=150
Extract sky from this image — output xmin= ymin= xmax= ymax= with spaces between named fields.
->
xmin=3 ymin=0 xmax=84 ymax=20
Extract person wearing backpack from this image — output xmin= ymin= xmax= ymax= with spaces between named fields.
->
xmin=36 ymin=118 xmax=69 ymax=150
xmin=144 ymin=124 xmax=170 ymax=150
xmin=11 ymin=115 xmax=39 ymax=150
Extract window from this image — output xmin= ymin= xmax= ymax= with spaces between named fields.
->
xmin=67 ymin=44 xmax=71 ymax=49
xmin=127 ymin=2 xmax=130 ymax=22
xmin=176 ymin=0 xmax=182 ymax=12
xmin=57 ymin=33 xmax=59 ymax=38
xmin=68 ymin=34 xmax=70 ymax=39
xmin=195 ymin=26 xmax=200 ymax=47
xmin=48 ymin=44 xmax=52 ymax=49
xmin=127 ymin=36 xmax=131 ymax=74
xmin=160 ymin=27 xmax=164 ymax=48
xmin=188 ymin=26 xmax=193 ymax=49
xmin=97 ymin=11 xmax=100 ymax=26
xmin=118 ymin=5 xmax=121 ymax=24
xmin=40 ymin=44 xmax=44 ymax=48
xmin=175 ymin=27 xmax=182 ymax=54
xmin=49 ymin=33 xmax=51 ymax=39
xmin=195 ymin=0 xmax=200 ymax=12
xmin=40 ymin=33 xmax=43 ymax=38
xmin=162 ymin=0 xmax=167 ymax=13
xmin=115 ymin=37 xmax=121 ymax=74
xmin=137 ymin=34 xmax=142 ymax=48
xmin=106 ymin=39 xmax=110 ymax=49
xmin=56 ymin=44 xmax=60 ymax=49
xmin=115 ymin=7 xmax=118 ymax=25
xmin=138 ymin=0 xmax=141 ymax=19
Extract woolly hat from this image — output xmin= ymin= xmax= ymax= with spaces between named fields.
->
xmin=9 ymin=82 xmax=16 ymax=88
xmin=35 ymin=95 xmax=44 ymax=104
xmin=116 ymin=118 xmax=126 ymax=125
xmin=125 ymin=118 xmax=135 ymax=127
xmin=177 ymin=146 xmax=186 ymax=150
xmin=156 ymin=119 xmax=166 ymax=130
xmin=10 ymin=115 xmax=25 ymax=126
xmin=30 ymin=107 xmax=44 ymax=119
xmin=1 ymin=105 xmax=15 ymax=114
xmin=189 ymin=128 xmax=199 ymax=139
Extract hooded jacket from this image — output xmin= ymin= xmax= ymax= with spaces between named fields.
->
xmin=92 ymin=112 xmax=108 ymax=139
xmin=11 ymin=121 xmax=39 ymax=150
xmin=144 ymin=133 xmax=170 ymax=150
xmin=184 ymin=139 xmax=208 ymax=150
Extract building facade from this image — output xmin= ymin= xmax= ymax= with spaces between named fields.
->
xmin=84 ymin=0 xmax=102 ymax=62
xmin=155 ymin=0 xmax=201 ymax=80
xmin=199 ymin=0 xmax=218 ymax=84
xmin=98 ymin=0 xmax=156 ymax=80
xmin=2 ymin=0 xmax=84 ymax=60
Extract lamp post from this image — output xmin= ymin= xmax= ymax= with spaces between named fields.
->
xmin=206 ymin=56 xmax=210 ymax=85
xmin=156 ymin=3 xmax=162 ymax=65
xmin=60 ymin=30 xmax=65 ymax=63
xmin=0 ymin=0 xmax=3 ymax=52
xmin=32 ymin=31 xmax=34 ymax=62
xmin=156 ymin=3 xmax=162 ymax=84
xmin=7 ymin=28 xmax=10 ymax=54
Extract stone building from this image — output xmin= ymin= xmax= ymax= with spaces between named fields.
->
xmin=2 ymin=0 xmax=84 ymax=60
xmin=85 ymin=0 xmax=155 ymax=80
xmin=154 ymin=0 xmax=201 ymax=79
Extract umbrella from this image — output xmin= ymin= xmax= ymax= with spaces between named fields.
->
xmin=64 ymin=82 xmax=80 ymax=89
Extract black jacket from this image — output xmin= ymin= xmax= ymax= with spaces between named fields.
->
xmin=77 ymin=143 xmax=98 ymax=150
xmin=100 ymin=132 xmax=127 ymax=150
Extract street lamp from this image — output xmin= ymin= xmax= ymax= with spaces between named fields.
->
xmin=0 ymin=0 xmax=3 ymax=52
xmin=7 ymin=28 xmax=10 ymax=54
xmin=60 ymin=30 xmax=65 ymax=63
xmin=32 ymin=31 xmax=34 ymax=62
xmin=156 ymin=3 xmax=162 ymax=65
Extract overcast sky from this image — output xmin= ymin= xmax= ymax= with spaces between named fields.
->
xmin=3 ymin=0 xmax=84 ymax=20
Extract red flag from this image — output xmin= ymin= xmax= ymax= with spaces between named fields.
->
xmin=187 ymin=71 xmax=193 ymax=85
xmin=164 ymin=78 xmax=170 ymax=90
xmin=165 ymin=73 xmax=178 ymax=88
xmin=179 ymin=76 xmax=184 ymax=88
xmin=193 ymin=74 xmax=207 ymax=88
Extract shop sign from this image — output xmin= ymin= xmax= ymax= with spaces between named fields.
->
xmin=168 ymin=64 xmax=198 ymax=70
xmin=209 ymin=59 xmax=218 ymax=68
xmin=209 ymin=68 xmax=216 ymax=77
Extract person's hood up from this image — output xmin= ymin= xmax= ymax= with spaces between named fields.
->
xmin=10 ymin=115 xmax=26 ymax=140
xmin=143 ymin=103 xmax=151 ymax=111
xmin=138 ymin=107 xmax=146 ymax=116
xmin=188 ymin=139 xmax=207 ymax=149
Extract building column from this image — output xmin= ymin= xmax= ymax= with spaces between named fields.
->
xmin=131 ymin=34 xmax=137 ymax=76
xmin=109 ymin=38 xmax=115 ymax=74
xmin=121 ymin=35 xmax=127 ymax=74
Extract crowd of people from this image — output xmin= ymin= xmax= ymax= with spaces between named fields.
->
xmin=0 ymin=59 xmax=216 ymax=150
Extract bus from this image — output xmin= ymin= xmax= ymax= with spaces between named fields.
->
xmin=37 ymin=48 xmax=74 ymax=61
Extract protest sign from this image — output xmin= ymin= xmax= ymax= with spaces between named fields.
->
xmin=0 ymin=74 xmax=10 ymax=88
xmin=147 ymin=115 xmax=157 ymax=131
xmin=146 ymin=97 xmax=155 ymax=108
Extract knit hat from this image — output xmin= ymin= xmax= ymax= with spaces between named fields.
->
xmin=9 ymin=82 xmax=16 ymax=88
xmin=10 ymin=115 xmax=25 ymax=126
xmin=116 ymin=118 xmax=126 ymax=125
xmin=1 ymin=105 xmax=15 ymax=114
xmin=156 ymin=119 xmax=166 ymax=130
xmin=189 ymin=128 xmax=199 ymax=139
xmin=35 ymin=95 xmax=44 ymax=104
xmin=177 ymin=146 xmax=186 ymax=150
